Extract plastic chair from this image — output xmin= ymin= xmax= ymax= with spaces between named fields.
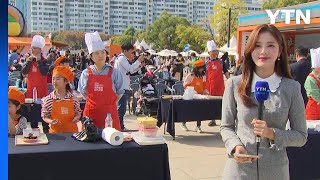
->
xmin=172 ymin=84 xmax=185 ymax=95
xmin=155 ymin=83 xmax=172 ymax=97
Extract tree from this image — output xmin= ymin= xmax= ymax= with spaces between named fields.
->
xmin=263 ymin=0 xmax=318 ymax=9
xmin=144 ymin=11 xmax=190 ymax=51
xmin=201 ymin=17 xmax=215 ymax=39
xmin=211 ymin=0 xmax=248 ymax=47
xmin=111 ymin=35 xmax=132 ymax=45
xmin=175 ymin=25 xmax=211 ymax=52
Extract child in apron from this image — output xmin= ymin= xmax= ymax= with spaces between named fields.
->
xmin=182 ymin=59 xmax=206 ymax=133
xmin=42 ymin=66 xmax=82 ymax=133
xmin=8 ymin=87 xmax=27 ymax=136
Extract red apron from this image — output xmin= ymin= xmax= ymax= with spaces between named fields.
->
xmin=306 ymin=74 xmax=320 ymax=120
xmin=83 ymin=67 xmax=121 ymax=130
xmin=26 ymin=60 xmax=48 ymax=98
xmin=50 ymin=97 xmax=78 ymax=133
xmin=205 ymin=59 xmax=225 ymax=96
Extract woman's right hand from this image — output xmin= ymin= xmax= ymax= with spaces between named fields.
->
xmin=233 ymin=145 xmax=256 ymax=163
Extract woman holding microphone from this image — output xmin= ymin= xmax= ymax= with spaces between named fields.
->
xmin=220 ymin=24 xmax=307 ymax=179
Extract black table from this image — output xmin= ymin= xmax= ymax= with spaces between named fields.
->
xmin=9 ymin=133 xmax=171 ymax=180
xmin=157 ymin=98 xmax=222 ymax=138
xmin=287 ymin=129 xmax=320 ymax=180
xmin=21 ymin=101 xmax=86 ymax=133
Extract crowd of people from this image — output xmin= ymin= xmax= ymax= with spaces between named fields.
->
xmin=7 ymin=24 xmax=320 ymax=180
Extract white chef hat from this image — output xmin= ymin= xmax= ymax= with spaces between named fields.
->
xmin=310 ymin=47 xmax=320 ymax=68
xmin=31 ymin=35 xmax=45 ymax=49
xmin=207 ymin=40 xmax=217 ymax=52
xmin=85 ymin=31 xmax=105 ymax=54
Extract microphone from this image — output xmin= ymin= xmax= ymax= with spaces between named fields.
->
xmin=254 ymin=81 xmax=270 ymax=180
xmin=254 ymin=81 xmax=270 ymax=123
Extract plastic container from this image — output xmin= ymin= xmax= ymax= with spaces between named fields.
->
xmin=137 ymin=117 xmax=157 ymax=129
xmin=139 ymin=127 xmax=158 ymax=138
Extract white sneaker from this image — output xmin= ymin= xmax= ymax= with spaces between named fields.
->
xmin=196 ymin=126 xmax=203 ymax=133
xmin=181 ymin=124 xmax=189 ymax=131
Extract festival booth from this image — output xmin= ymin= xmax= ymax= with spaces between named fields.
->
xmin=237 ymin=1 xmax=320 ymax=63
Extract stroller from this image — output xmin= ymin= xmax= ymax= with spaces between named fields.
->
xmin=137 ymin=75 xmax=159 ymax=117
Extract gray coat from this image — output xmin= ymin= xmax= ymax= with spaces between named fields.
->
xmin=220 ymin=76 xmax=307 ymax=180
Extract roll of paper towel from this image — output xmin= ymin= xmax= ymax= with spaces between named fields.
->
xmin=102 ymin=128 xmax=124 ymax=146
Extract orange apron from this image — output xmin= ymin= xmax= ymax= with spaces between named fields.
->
xmin=184 ymin=75 xmax=205 ymax=94
xmin=205 ymin=59 xmax=225 ymax=96
xmin=26 ymin=60 xmax=48 ymax=98
xmin=83 ymin=67 xmax=121 ymax=130
xmin=306 ymin=74 xmax=320 ymax=120
xmin=50 ymin=97 xmax=78 ymax=133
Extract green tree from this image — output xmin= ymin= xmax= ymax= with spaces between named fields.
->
xmin=111 ymin=35 xmax=132 ymax=45
xmin=263 ymin=0 xmax=318 ymax=9
xmin=211 ymin=0 xmax=248 ymax=47
xmin=144 ymin=11 xmax=190 ymax=51
xmin=175 ymin=25 xmax=211 ymax=52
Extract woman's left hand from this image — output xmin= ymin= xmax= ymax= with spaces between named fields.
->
xmin=251 ymin=119 xmax=275 ymax=140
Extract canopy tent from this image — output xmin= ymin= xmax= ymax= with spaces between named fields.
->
xmin=157 ymin=49 xmax=178 ymax=57
xmin=199 ymin=51 xmax=224 ymax=58
xmin=140 ymin=39 xmax=150 ymax=50
xmin=51 ymin=40 xmax=68 ymax=48
xmin=146 ymin=49 xmax=157 ymax=55
xmin=133 ymin=40 xmax=141 ymax=49
xmin=219 ymin=36 xmax=237 ymax=56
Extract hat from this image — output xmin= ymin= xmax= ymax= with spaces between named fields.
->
xmin=193 ymin=59 xmax=205 ymax=68
xmin=147 ymin=65 xmax=156 ymax=70
xmin=8 ymin=87 xmax=25 ymax=104
xmin=53 ymin=66 xmax=74 ymax=82
xmin=310 ymin=47 xmax=320 ymax=68
xmin=85 ymin=31 xmax=105 ymax=54
xmin=54 ymin=56 xmax=66 ymax=67
xmin=31 ymin=35 xmax=45 ymax=49
xmin=207 ymin=40 xmax=217 ymax=52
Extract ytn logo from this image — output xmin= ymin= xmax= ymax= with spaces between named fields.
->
xmin=256 ymin=87 xmax=268 ymax=91
xmin=266 ymin=9 xmax=310 ymax=25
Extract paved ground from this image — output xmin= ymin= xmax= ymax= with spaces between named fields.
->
xmin=124 ymin=114 xmax=227 ymax=180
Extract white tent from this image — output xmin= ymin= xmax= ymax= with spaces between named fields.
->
xmin=219 ymin=36 xmax=237 ymax=55
xmin=200 ymin=51 xmax=224 ymax=58
xmin=134 ymin=40 xmax=141 ymax=49
xmin=157 ymin=49 xmax=178 ymax=56
xmin=147 ymin=49 xmax=157 ymax=55
xmin=140 ymin=39 xmax=150 ymax=50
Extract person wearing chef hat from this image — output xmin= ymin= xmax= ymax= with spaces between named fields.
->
xmin=8 ymin=87 xmax=28 ymax=136
xmin=78 ymin=31 xmax=124 ymax=131
xmin=304 ymin=47 xmax=320 ymax=120
xmin=22 ymin=35 xmax=49 ymax=98
xmin=205 ymin=40 xmax=230 ymax=126
xmin=42 ymin=66 xmax=82 ymax=133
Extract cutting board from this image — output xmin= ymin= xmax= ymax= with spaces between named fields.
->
xmin=132 ymin=132 xmax=165 ymax=146
xmin=15 ymin=134 xmax=49 ymax=146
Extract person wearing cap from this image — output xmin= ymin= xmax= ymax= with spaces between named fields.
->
xmin=8 ymin=87 xmax=27 ymax=136
xmin=42 ymin=66 xmax=82 ymax=133
xmin=305 ymin=47 xmax=320 ymax=120
xmin=22 ymin=35 xmax=49 ymax=98
xmin=114 ymin=43 xmax=145 ymax=130
xmin=181 ymin=59 xmax=206 ymax=133
xmin=205 ymin=40 xmax=230 ymax=126
xmin=78 ymin=32 xmax=124 ymax=131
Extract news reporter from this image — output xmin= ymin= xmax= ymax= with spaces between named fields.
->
xmin=220 ymin=24 xmax=307 ymax=180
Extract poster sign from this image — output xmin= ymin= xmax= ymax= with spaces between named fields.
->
xmin=241 ymin=32 xmax=251 ymax=56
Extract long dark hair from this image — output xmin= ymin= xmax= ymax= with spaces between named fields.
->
xmin=238 ymin=24 xmax=292 ymax=107
xmin=192 ymin=66 xmax=206 ymax=78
